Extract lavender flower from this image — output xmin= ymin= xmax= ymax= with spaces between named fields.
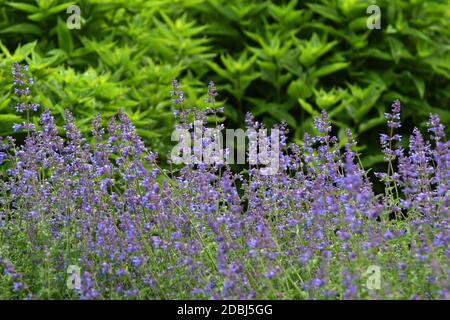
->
xmin=205 ymin=80 xmax=218 ymax=104
xmin=385 ymin=99 xmax=401 ymax=129
xmin=171 ymin=79 xmax=185 ymax=105
xmin=0 ymin=67 xmax=448 ymax=300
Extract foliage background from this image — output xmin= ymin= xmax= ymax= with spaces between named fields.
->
xmin=0 ymin=0 xmax=449 ymax=166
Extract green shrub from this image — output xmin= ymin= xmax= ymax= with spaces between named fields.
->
xmin=0 ymin=0 xmax=449 ymax=165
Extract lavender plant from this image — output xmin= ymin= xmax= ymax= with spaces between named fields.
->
xmin=0 ymin=64 xmax=448 ymax=300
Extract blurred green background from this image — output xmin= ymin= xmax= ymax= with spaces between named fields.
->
xmin=0 ymin=0 xmax=449 ymax=166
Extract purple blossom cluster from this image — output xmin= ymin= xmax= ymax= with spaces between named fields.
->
xmin=11 ymin=62 xmax=39 ymax=114
xmin=0 ymin=65 xmax=448 ymax=300
xmin=170 ymin=79 xmax=184 ymax=106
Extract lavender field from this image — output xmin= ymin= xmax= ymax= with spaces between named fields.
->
xmin=0 ymin=62 xmax=448 ymax=299
xmin=0 ymin=1 xmax=449 ymax=301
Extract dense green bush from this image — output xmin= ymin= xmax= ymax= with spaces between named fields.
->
xmin=0 ymin=0 xmax=449 ymax=164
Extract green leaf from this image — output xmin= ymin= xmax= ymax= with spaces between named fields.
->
xmin=6 ymin=2 xmax=39 ymax=13
xmin=298 ymin=98 xmax=320 ymax=116
xmin=310 ymin=62 xmax=350 ymax=78
xmin=13 ymin=41 xmax=37 ymax=60
xmin=28 ymin=12 xmax=47 ymax=22
xmin=307 ymin=4 xmax=342 ymax=23
xmin=207 ymin=0 xmax=240 ymax=22
xmin=57 ymin=17 xmax=74 ymax=54
xmin=0 ymin=95 xmax=11 ymax=112
xmin=361 ymin=154 xmax=385 ymax=168
xmin=0 ymin=41 xmax=12 ymax=57
xmin=359 ymin=116 xmax=386 ymax=134
xmin=206 ymin=61 xmax=233 ymax=82
xmin=0 ymin=23 xmax=42 ymax=35
xmin=354 ymin=86 xmax=383 ymax=121
xmin=349 ymin=17 xmax=369 ymax=31
xmin=412 ymin=77 xmax=425 ymax=99
xmin=0 ymin=114 xmax=23 ymax=133
xmin=48 ymin=2 xmax=76 ymax=15
xmin=137 ymin=129 xmax=162 ymax=139
xmin=388 ymin=38 xmax=413 ymax=64
xmin=359 ymin=48 xmax=392 ymax=61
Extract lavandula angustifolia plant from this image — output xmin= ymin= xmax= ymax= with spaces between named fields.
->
xmin=376 ymin=100 xmax=404 ymax=219
xmin=11 ymin=62 xmax=39 ymax=135
xmin=170 ymin=79 xmax=185 ymax=110
xmin=205 ymin=81 xmax=218 ymax=104
xmin=0 ymin=66 xmax=449 ymax=299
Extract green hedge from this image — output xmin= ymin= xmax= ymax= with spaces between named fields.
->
xmin=0 ymin=0 xmax=449 ymax=164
